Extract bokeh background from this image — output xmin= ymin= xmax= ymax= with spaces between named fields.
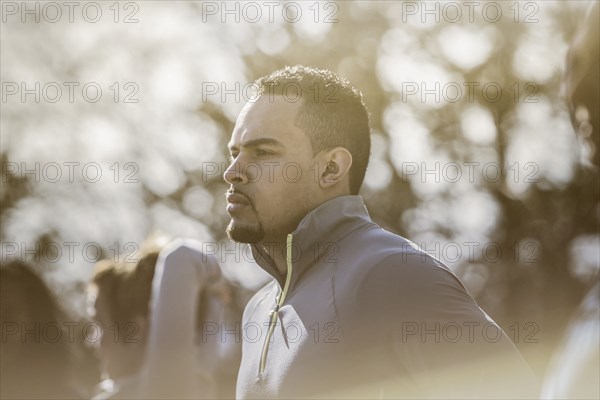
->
xmin=1 ymin=0 xmax=598 ymax=381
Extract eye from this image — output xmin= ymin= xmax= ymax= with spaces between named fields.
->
xmin=255 ymin=149 xmax=273 ymax=156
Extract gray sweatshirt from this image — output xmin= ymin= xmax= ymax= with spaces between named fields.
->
xmin=236 ymin=195 xmax=537 ymax=399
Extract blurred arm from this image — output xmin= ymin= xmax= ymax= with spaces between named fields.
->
xmin=140 ymin=239 xmax=221 ymax=399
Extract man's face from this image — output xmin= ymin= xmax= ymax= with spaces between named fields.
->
xmin=224 ymin=95 xmax=322 ymax=243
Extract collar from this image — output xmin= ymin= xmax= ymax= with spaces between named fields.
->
xmin=249 ymin=195 xmax=373 ymax=289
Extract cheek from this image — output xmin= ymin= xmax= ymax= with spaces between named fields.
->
xmin=267 ymin=161 xmax=315 ymax=188
xmin=249 ymin=162 xmax=315 ymax=209
xmin=244 ymin=163 xmax=263 ymax=182
xmin=257 ymin=159 xmax=315 ymax=185
xmin=250 ymin=185 xmax=290 ymax=219
xmin=280 ymin=163 xmax=305 ymax=183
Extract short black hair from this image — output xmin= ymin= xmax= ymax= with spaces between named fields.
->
xmin=254 ymin=65 xmax=371 ymax=194
xmin=93 ymin=252 xmax=158 ymax=326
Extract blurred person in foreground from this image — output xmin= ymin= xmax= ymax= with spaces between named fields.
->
xmin=224 ymin=65 xmax=538 ymax=399
xmin=0 ymin=260 xmax=99 ymax=399
xmin=541 ymin=2 xmax=599 ymax=399
xmin=90 ymin=239 xmax=243 ymax=399
xmin=90 ymin=250 xmax=158 ymax=399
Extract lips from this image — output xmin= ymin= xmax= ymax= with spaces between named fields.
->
xmin=226 ymin=191 xmax=251 ymax=213
xmin=226 ymin=193 xmax=250 ymax=205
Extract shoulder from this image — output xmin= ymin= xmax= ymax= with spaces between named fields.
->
xmin=335 ymin=225 xmax=472 ymax=305
xmin=344 ymin=226 xmax=466 ymax=295
xmin=160 ymin=238 xmax=215 ymax=262
xmin=158 ymin=238 xmax=221 ymax=282
xmin=363 ymin=249 xmax=466 ymax=290
xmin=354 ymin=243 xmax=482 ymax=320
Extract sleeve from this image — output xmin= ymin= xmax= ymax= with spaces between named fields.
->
xmin=138 ymin=239 xmax=222 ymax=399
xmin=356 ymin=253 xmax=539 ymax=399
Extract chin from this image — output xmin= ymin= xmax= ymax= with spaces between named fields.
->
xmin=226 ymin=220 xmax=265 ymax=243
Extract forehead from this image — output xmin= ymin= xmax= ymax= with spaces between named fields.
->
xmin=229 ymin=95 xmax=308 ymax=148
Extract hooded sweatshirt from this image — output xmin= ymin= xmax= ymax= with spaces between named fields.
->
xmin=236 ymin=195 xmax=538 ymax=399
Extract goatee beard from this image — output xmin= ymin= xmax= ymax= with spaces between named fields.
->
xmin=226 ymin=220 xmax=265 ymax=243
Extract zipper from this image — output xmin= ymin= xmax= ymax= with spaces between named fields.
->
xmin=259 ymin=233 xmax=294 ymax=375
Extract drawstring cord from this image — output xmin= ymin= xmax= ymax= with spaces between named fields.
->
xmin=259 ymin=233 xmax=294 ymax=375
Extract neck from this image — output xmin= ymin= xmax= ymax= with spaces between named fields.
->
xmin=256 ymin=195 xmax=346 ymax=275
xmin=259 ymin=237 xmax=289 ymax=276
xmin=249 ymin=196 xmax=370 ymax=288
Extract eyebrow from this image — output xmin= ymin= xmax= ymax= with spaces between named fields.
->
xmin=228 ymin=138 xmax=285 ymax=152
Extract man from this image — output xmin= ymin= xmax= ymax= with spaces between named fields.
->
xmin=224 ymin=65 xmax=537 ymax=399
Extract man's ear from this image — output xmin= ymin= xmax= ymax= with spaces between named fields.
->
xmin=318 ymin=147 xmax=352 ymax=190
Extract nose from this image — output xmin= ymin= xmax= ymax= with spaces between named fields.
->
xmin=223 ymin=158 xmax=246 ymax=184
